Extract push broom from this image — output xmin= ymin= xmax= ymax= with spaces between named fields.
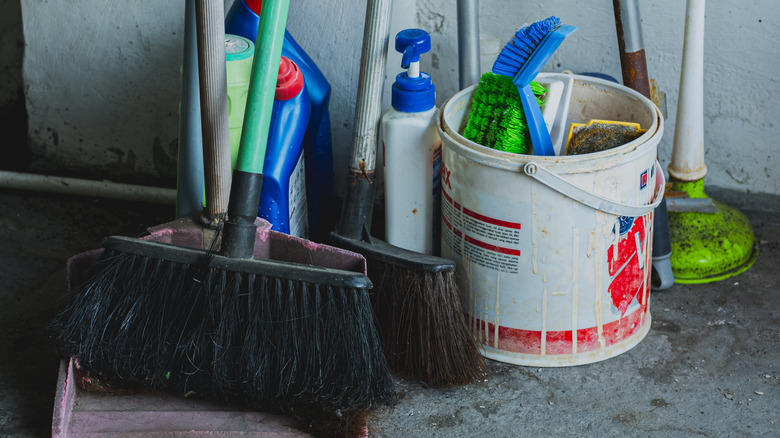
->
xmin=329 ymin=0 xmax=486 ymax=385
xmin=50 ymin=0 xmax=393 ymax=411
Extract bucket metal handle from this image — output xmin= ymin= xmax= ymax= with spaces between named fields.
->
xmin=523 ymin=160 xmax=665 ymax=217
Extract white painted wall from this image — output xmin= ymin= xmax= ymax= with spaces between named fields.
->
xmin=19 ymin=0 xmax=780 ymax=196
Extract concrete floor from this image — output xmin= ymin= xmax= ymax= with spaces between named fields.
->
xmin=0 ymin=186 xmax=777 ymax=437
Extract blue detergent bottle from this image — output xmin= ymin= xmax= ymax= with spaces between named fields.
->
xmin=257 ymin=56 xmax=312 ymax=236
xmin=226 ymin=0 xmax=335 ymax=242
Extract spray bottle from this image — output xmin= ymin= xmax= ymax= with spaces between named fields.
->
xmin=225 ymin=0 xmax=334 ymax=242
xmin=381 ymin=29 xmax=442 ymax=255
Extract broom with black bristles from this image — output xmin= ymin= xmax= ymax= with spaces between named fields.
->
xmin=329 ymin=0 xmax=487 ymax=385
xmin=49 ymin=0 xmax=394 ymax=412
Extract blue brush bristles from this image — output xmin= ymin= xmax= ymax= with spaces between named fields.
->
xmin=487 ymin=15 xmax=576 ymax=156
xmin=492 ymin=16 xmax=561 ymax=76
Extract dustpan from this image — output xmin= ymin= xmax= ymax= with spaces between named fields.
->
xmin=52 ymin=215 xmax=369 ymax=437
xmin=52 ymin=358 xmax=307 ymax=437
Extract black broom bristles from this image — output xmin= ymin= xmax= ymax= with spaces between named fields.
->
xmin=330 ymin=226 xmax=487 ymax=386
xmin=49 ymin=236 xmax=395 ymax=411
xmin=368 ymin=261 xmax=487 ymax=385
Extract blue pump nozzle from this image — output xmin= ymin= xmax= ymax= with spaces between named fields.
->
xmin=396 ymin=29 xmax=431 ymax=69
xmin=392 ymin=29 xmax=435 ymax=113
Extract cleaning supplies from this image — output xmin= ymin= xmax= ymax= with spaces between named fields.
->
xmin=492 ymin=16 xmax=577 ymax=156
xmin=382 ymin=29 xmax=441 ymax=255
xmin=50 ymin=0 xmax=394 ymax=412
xmin=226 ymin=0 xmax=334 ymax=242
xmin=257 ymin=56 xmax=311 ymax=236
xmin=330 ymin=0 xmax=486 ymax=386
xmin=565 ymin=119 xmax=647 ymax=155
xmin=225 ymin=35 xmax=311 ymax=236
xmin=225 ymin=34 xmax=255 ymax=170
xmin=463 ymin=72 xmax=548 ymax=154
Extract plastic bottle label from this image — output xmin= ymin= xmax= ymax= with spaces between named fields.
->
xmin=288 ymin=153 xmax=309 ymax=238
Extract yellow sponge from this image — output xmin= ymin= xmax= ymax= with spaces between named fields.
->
xmin=565 ymin=119 xmax=646 ymax=155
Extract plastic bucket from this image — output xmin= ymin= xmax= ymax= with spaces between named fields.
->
xmin=437 ymin=73 xmax=664 ymax=366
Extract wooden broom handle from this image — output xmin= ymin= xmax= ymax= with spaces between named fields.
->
xmin=195 ymin=0 xmax=232 ymax=222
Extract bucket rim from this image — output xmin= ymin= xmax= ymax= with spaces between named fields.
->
xmin=437 ymin=73 xmax=663 ymax=174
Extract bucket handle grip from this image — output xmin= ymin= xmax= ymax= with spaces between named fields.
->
xmin=523 ymin=161 xmax=665 ymax=217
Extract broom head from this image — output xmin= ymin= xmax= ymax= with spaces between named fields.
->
xmin=50 ymin=225 xmax=395 ymax=412
xmin=331 ymin=231 xmax=487 ymax=385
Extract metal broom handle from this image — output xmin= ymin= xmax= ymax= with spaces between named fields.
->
xmin=613 ymin=0 xmax=652 ymax=98
xmin=349 ymin=0 xmax=393 ymax=174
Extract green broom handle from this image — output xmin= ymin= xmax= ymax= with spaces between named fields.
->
xmin=236 ymin=0 xmax=290 ymax=172
xmin=222 ymin=0 xmax=290 ymax=259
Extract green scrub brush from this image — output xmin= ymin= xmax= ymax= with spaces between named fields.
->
xmin=463 ymin=72 xmax=547 ymax=154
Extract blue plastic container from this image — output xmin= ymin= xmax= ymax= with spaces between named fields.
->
xmin=258 ymin=56 xmax=312 ymax=235
xmin=226 ymin=0 xmax=335 ymax=241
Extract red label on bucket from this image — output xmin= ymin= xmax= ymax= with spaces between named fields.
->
xmin=465 ymin=211 xmax=654 ymax=356
xmin=608 ymin=216 xmax=649 ymax=316
xmin=442 ymin=186 xmax=522 ymax=273
xmin=470 ymin=301 xmax=647 ymax=355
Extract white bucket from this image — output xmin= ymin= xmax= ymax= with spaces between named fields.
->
xmin=437 ymin=73 xmax=664 ymax=367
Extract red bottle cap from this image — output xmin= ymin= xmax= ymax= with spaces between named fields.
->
xmin=245 ymin=0 xmax=263 ymax=15
xmin=276 ymin=56 xmax=304 ymax=101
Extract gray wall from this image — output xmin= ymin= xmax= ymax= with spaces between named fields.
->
xmin=12 ymin=0 xmax=780 ymax=196
xmin=20 ymin=1 xmax=185 ymax=185
xmin=0 ymin=0 xmax=28 ymax=169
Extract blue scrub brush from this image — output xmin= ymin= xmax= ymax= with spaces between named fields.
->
xmin=492 ymin=16 xmax=577 ymax=156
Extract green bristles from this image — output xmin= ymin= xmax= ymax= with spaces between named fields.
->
xmin=463 ymin=72 xmax=547 ymax=154
xmin=529 ymin=80 xmax=548 ymax=97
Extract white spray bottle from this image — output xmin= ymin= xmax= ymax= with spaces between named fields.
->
xmin=382 ymin=29 xmax=442 ymax=255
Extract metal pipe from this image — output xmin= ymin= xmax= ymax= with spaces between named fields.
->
xmin=457 ymin=0 xmax=480 ymax=89
xmin=0 ymin=170 xmax=176 ymax=205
